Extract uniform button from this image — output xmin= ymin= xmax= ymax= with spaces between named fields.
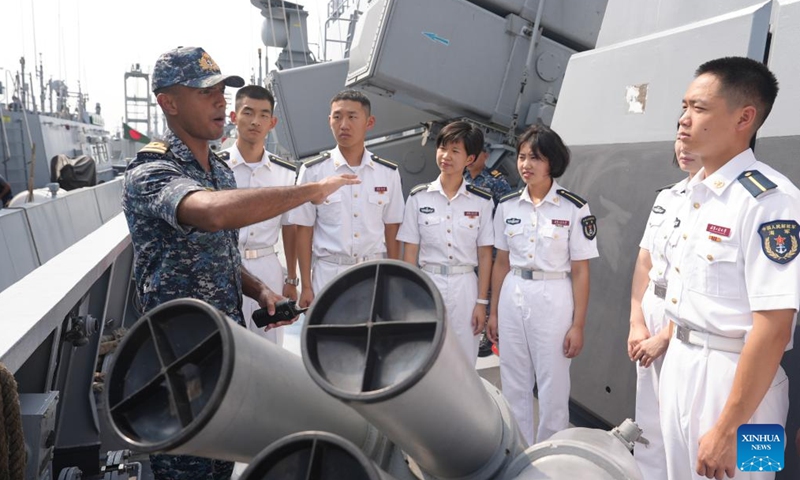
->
xmin=354 ymin=193 xmax=358 ymax=198
xmin=658 ymin=270 xmax=663 ymax=275
xmin=448 ymin=255 xmax=453 ymax=260
xmin=671 ymin=298 xmax=677 ymax=304
xmin=707 ymin=254 xmax=713 ymax=261
xmin=469 ymin=225 xmax=473 ymax=229
xmin=682 ymin=233 xmax=687 ymax=240
xmin=675 ymin=267 xmax=680 ymax=273
xmin=693 ymin=202 xmax=700 ymax=209
xmin=425 ymin=221 xmax=429 ymax=225
xmin=447 ymin=202 xmax=451 ymax=206
xmin=447 ymin=243 xmax=452 ymax=247
xmin=447 ymin=215 xmax=450 ymax=220
xmin=530 ymin=238 xmax=535 ymax=242
xmin=554 ymin=233 xmax=559 ymax=239
xmin=447 ymin=229 xmax=451 ymax=233
xmin=528 ymin=254 xmax=533 ymax=258
xmin=354 ymin=213 xmax=359 ymax=217
xmin=378 ymin=200 xmax=383 ymax=205
xmin=660 ymin=254 xmax=665 ymax=260
xmin=354 ymin=233 xmax=360 ymax=238
xmin=250 ymin=232 xmax=254 ymax=236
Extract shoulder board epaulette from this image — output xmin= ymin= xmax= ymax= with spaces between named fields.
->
xmin=138 ymin=141 xmax=168 ymax=155
xmin=216 ymin=151 xmax=231 ymax=161
xmin=303 ymin=151 xmax=331 ymax=168
xmin=557 ymin=189 xmax=587 ymax=208
xmin=490 ymin=170 xmax=502 ymax=178
xmin=371 ymin=154 xmax=398 ymax=170
xmin=409 ymin=183 xmax=430 ymax=196
xmin=269 ymin=154 xmax=298 ymax=172
xmin=656 ymin=182 xmax=676 ymax=193
xmin=737 ymin=170 xmax=777 ymax=198
xmin=499 ymin=189 xmax=524 ymax=204
xmin=467 ymin=184 xmax=492 ymax=200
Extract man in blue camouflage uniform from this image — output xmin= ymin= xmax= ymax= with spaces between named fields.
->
xmin=463 ymin=144 xmax=513 ymax=205
xmin=122 ymin=46 xmax=358 ymax=480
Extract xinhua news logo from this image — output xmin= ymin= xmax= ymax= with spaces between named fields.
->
xmin=737 ymin=424 xmax=784 ymax=472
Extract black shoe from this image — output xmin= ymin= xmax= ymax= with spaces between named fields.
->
xmin=478 ymin=333 xmax=493 ymax=357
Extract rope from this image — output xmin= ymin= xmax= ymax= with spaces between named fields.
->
xmin=0 ymin=363 xmax=26 ymax=480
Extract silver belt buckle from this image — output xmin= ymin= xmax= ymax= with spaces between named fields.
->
xmin=521 ymin=269 xmax=533 ymax=280
xmin=676 ymin=325 xmax=690 ymax=343
xmin=653 ymin=284 xmax=667 ymax=299
xmin=245 ymin=250 xmax=258 ymax=260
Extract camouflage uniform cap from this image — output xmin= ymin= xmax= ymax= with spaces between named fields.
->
xmin=152 ymin=46 xmax=245 ymax=92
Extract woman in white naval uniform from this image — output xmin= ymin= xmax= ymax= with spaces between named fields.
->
xmin=627 ymin=139 xmax=701 ymax=479
xmin=487 ymin=125 xmax=598 ymax=446
xmin=397 ymin=122 xmax=494 ymax=364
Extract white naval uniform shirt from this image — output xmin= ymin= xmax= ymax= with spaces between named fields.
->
xmin=396 ymin=177 xmax=494 ymax=266
xmin=223 ymin=144 xmax=297 ymax=250
xmin=288 ymin=146 xmax=404 ymax=259
xmin=664 ymin=149 xmax=800 ymax=347
xmin=493 ymin=181 xmax=598 ymax=269
xmin=639 ymin=178 xmax=690 ymax=285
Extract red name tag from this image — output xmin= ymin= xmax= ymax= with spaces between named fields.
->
xmin=706 ymin=224 xmax=731 ymax=237
xmin=552 ymin=219 xmax=570 ymax=227
xmin=464 ymin=211 xmax=479 ymax=218
xmin=374 ymin=186 xmax=388 ymax=193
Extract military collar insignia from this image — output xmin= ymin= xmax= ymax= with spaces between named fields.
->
xmin=759 ymin=220 xmax=799 ymax=264
xmin=581 ymin=215 xmax=597 ymax=240
xmin=652 ymin=205 xmax=666 ymax=214
xmin=506 ymin=217 xmax=521 ymax=225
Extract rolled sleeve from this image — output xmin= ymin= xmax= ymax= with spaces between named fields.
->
xmin=396 ymin=195 xmax=420 ymax=244
xmin=123 ymin=161 xmax=206 ymax=235
xmin=569 ymin=204 xmax=599 ymax=261
xmin=493 ymin=202 xmax=509 ymax=251
xmin=744 ymin=195 xmax=800 ymax=312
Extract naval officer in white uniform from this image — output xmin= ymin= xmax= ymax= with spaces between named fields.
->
xmin=397 ymin=121 xmax=494 ymax=364
xmin=290 ymin=90 xmax=404 ymax=307
xmin=487 ymin=124 xmax=598 ymax=446
xmin=221 ymin=85 xmax=299 ymax=346
xmin=627 ymin=138 xmax=701 ymax=479
xmin=661 ymin=57 xmax=800 ymax=480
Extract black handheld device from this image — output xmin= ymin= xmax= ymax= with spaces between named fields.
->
xmin=252 ymin=299 xmax=307 ymax=328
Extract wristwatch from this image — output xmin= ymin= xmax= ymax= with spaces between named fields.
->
xmin=284 ymin=277 xmax=300 ymax=286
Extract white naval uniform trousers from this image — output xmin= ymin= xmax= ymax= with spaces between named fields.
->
xmin=661 ymin=150 xmax=800 ymax=480
xmin=397 ymin=177 xmax=494 ymax=364
xmin=493 ymin=181 xmax=598 ymax=446
xmin=634 ymin=177 xmax=689 ymax=480
xmin=224 ymin=144 xmax=296 ymax=346
xmin=289 ymin=146 xmax=404 ymax=294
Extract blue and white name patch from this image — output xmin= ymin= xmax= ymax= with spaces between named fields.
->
xmin=737 ymin=424 xmax=784 ymax=472
xmin=758 ymin=220 xmax=799 ymax=264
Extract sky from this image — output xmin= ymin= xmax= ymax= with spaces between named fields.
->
xmin=1 ymin=0 xmax=342 ymax=135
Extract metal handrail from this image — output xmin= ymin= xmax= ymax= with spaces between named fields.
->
xmin=0 ymin=214 xmax=131 ymax=373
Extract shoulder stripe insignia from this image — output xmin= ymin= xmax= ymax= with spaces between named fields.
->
xmin=410 ymin=183 xmax=430 ymax=196
xmin=216 ymin=151 xmax=231 ymax=161
xmin=557 ymin=189 xmax=587 ymax=208
xmin=738 ymin=170 xmax=777 ymax=198
xmin=138 ymin=141 xmax=168 ymax=154
xmin=371 ymin=154 xmax=398 ymax=170
xmin=303 ymin=151 xmax=331 ymax=168
xmin=467 ymin=184 xmax=492 ymax=200
xmin=656 ymin=182 xmax=676 ymax=193
xmin=269 ymin=154 xmax=298 ymax=172
xmin=499 ymin=189 xmax=524 ymax=203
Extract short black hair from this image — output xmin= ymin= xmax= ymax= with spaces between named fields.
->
xmin=517 ymin=124 xmax=570 ymax=178
xmin=235 ymin=85 xmax=275 ymax=112
xmin=695 ymin=56 xmax=779 ymax=130
xmin=330 ymin=89 xmax=371 ymax=116
xmin=436 ymin=121 xmax=484 ymax=159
